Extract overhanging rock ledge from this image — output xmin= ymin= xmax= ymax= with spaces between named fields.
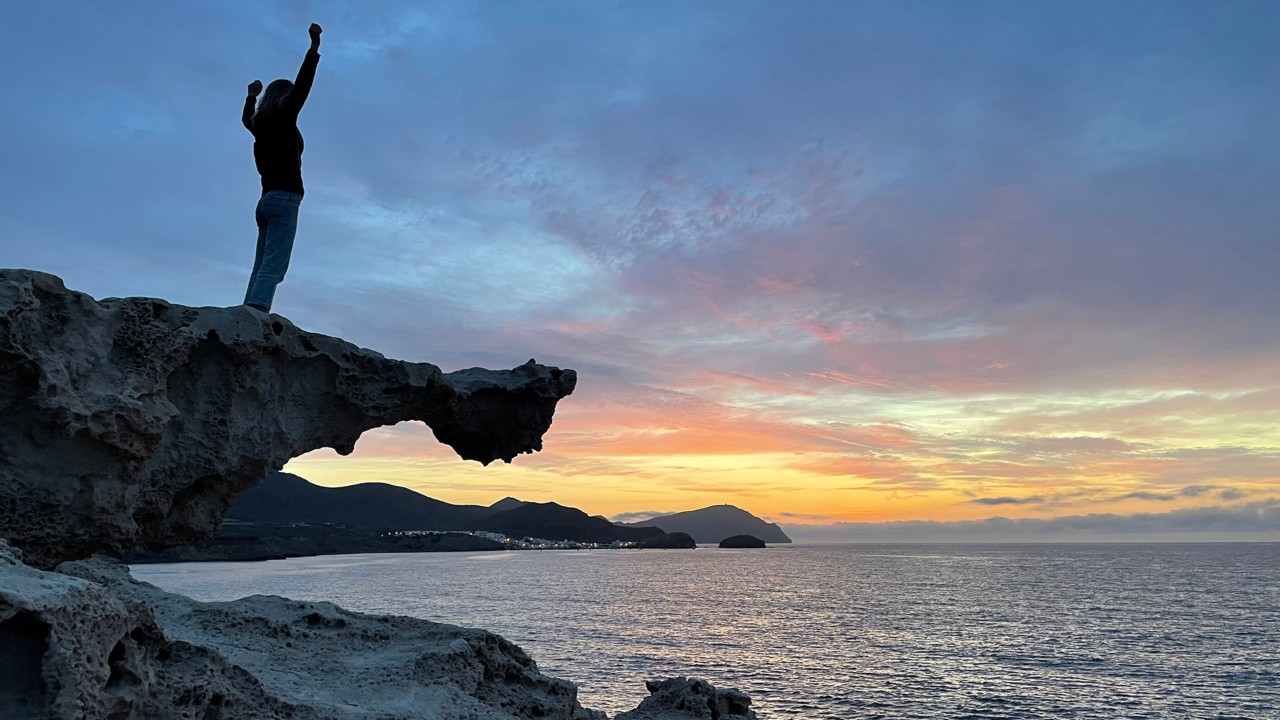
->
xmin=0 ymin=269 xmax=576 ymax=569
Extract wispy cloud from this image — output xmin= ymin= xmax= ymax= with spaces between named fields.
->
xmin=966 ymin=496 xmax=1047 ymax=506
xmin=1109 ymin=485 xmax=1257 ymax=504
xmin=610 ymin=511 xmax=666 ymax=524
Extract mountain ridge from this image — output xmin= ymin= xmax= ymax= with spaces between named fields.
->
xmin=230 ymin=472 xmax=494 ymax=530
xmin=230 ymin=473 xmax=664 ymax=543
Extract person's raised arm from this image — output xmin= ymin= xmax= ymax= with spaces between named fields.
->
xmin=243 ymin=80 xmax=262 ymax=132
xmin=286 ymin=23 xmax=322 ymax=115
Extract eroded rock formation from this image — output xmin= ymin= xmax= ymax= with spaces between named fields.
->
xmin=0 ymin=270 xmax=575 ymax=568
xmin=0 ymin=269 xmax=758 ymax=719
xmin=0 ymin=541 xmax=604 ymax=720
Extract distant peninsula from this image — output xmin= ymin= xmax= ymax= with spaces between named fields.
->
xmin=128 ymin=474 xmax=790 ymax=563
xmin=129 ymin=472 xmax=671 ymax=563
xmin=125 ymin=521 xmax=504 ymax=563
xmin=619 ymin=504 xmax=792 ymax=544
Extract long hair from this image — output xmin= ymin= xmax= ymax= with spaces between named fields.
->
xmin=253 ymin=79 xmax=294 ymax=125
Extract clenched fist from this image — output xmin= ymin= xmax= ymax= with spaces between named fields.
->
xmin=247 ymin=79 xmax=263 ymax=97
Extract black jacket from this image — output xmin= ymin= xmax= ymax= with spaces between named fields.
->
xmin=242 ymin=49 xmax=320 ymax=196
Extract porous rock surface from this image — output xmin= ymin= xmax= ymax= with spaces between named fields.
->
xmin=615 ymin=678 xmax=756 ymax=720
xmin=0 ymin=270 xmax=576 ymax=569
xmin=0 ymin=541 xmax=604 ymax=720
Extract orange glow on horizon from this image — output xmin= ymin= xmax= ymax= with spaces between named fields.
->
xmin=281 ymin=338 xmax=1280 ymax=530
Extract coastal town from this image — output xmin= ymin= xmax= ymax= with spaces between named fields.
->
xmin=384 ymin=529 xmax=644 ymax=550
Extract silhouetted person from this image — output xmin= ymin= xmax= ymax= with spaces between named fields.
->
xmin=241 ymin=23 xmax=322 ymax=312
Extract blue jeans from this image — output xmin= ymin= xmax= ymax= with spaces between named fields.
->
xmin=243 ymin=190 xmax=302 ymax=311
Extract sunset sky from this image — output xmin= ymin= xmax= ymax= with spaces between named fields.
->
xmin=2 ymin=1 xmax=1277 ymax=539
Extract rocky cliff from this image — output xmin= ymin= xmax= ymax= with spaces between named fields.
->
xmin=0 ymin=271 xmax=756 ymax=720
xmin=1 ymin=541 xmax=604 ymax=720
xmin=0 ymin=270 xmax=575 ymax=569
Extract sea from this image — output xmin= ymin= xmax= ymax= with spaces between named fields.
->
xmin=132 ymin=543 xmax=1280 ymax=719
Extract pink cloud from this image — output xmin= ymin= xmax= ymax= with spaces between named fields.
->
xmin=806 ymin=368 xmax=891 ymax=389
xmin=699 ymin=369 xmax=819 ymax=397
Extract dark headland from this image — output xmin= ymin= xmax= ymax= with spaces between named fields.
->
xmin=621 ymin=504 xmax=792 ymax=544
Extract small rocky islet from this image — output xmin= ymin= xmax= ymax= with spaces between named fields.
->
xmin=719 ymin=535 xmax=768 ymax=549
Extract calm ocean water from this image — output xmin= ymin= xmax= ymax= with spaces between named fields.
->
xmin=133 ymin=543 xmax=1280 ymax=719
